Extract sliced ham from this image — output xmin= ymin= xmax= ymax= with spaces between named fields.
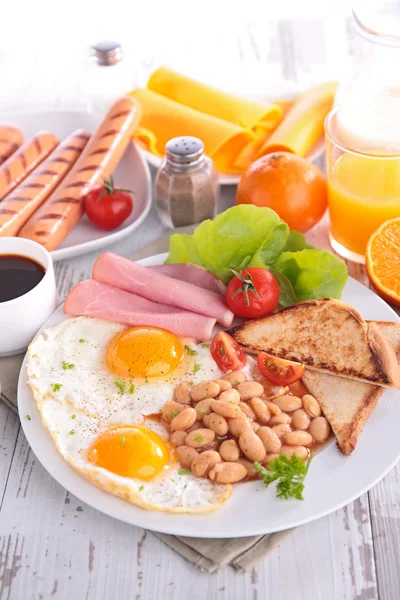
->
xmin=64 ymin=280 xmax=216 ymax=340
xmin=92 ymin=252 xmax=234 ymax=328
xmin=150 ymin=263 xmax=226 ymax=295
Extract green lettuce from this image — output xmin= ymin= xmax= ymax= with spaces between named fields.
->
xmin=165 ymin=206 xmax=347 ymax=305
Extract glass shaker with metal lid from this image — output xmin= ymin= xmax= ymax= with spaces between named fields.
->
xmin=155 ymin=136 xmax=220 ymax=228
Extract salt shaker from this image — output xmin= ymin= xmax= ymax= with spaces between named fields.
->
xmin=155 ymin=137 xmax=219 ymax=228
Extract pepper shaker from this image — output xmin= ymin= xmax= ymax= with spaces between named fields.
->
xmin=155 ymin=137 xmax=220 ymax=228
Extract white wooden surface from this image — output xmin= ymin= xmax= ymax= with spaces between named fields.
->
xmin=1 ymin=6 xmax=399 ymax=599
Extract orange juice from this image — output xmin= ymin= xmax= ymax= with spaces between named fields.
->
xmin=328 ymin=153 xmax=400 ymax=255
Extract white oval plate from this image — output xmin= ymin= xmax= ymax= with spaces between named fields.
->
xmin=18 ymin=254 xmax=400 ymax=537
xmin=0 ymin=109 xmax=152 ymax=261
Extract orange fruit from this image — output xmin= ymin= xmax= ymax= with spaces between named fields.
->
xmin=366 ymin=218 xmax=400 ymax=307
xmin=236 ymin=152 xmax=327 ymax=233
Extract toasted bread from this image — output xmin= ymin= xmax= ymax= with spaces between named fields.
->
xmin=302 ymin=320 xmax=400 ymax=455
xmin=231 ymin=299 xmax=400 ymax=388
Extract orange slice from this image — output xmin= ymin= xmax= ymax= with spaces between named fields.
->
xmin=366 ymin=218 xmax=400 ymax=307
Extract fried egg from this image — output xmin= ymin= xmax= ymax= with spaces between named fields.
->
xmin=27 ymin=317 xmax=230 ymax=513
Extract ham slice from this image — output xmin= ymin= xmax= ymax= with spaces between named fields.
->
xmin=149 ymin=263 xmax=226 ymax=295
xmin=64 ymin=280 xmax=216 ymax=340
xmin=92 ymin=252 xmax=234 ymax=328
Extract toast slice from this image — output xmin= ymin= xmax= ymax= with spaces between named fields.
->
xmin=302 ymin=320 xmax=400 ymax=455
xmin=231 ymin=299 xmax=400 ymax=388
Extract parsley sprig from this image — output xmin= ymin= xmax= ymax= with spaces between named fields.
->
xmin=254 ymin=454 xmax=313 ymax=501
xmin=184 ymin=344 xmax=198 ymax=356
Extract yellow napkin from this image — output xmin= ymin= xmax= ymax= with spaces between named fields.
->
xmin=129 ymin=88 xmax=255 ymax=174
xmin=256 ymin=81 xmax=338 ymax=158
xmin=148 ymin=67 xmax=282 ymax=132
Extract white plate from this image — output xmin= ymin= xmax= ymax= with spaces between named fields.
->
xmin=0 ymin=109 xmax=152 ymax=261
xmin=18 ymin=254 xmax=400 ymax=537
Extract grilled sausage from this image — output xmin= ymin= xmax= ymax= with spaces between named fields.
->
xmin=19 ymin=97 xmax=141 ymax=250
xmin=0 ymin=125 xmax=24 ymax=164
xmin=0 ymin=129 xmax=90 ymax=236
xmin=0 ymin=132 xmax=59 ymax=199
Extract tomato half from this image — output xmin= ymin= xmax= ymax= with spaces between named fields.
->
xmin=257 ymin=351 xmax=304 ymax=385
xmin=210 ymin=332 xmax=246 ymax=372
xmin=84 ymin=175 xmax=133 ymax=231
xmin=226 ymin=268 xmax=280 ymax=319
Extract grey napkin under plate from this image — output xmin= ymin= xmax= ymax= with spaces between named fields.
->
xmin=0 ymin=226 xmax=293 ymax=572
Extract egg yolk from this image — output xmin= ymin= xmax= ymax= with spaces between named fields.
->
xmin=88 ymin=426 xmax=169 ymax=481
xmin=106 ymin=327 xmax=183 ymax=378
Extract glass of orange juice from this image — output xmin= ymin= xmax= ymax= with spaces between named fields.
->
xmin=325 ymin=103 xmax=400 ymax=264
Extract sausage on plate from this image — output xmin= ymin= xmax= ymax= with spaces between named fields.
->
xmin=19 ymin=97 xmax=141 ymax=250
xmin=0 ymin=129 xmax=90 ymax=237
xmin=0 ymin=132 xmax=59 ymax=199
xmin=0 ymin=125 xmax=24 ymax=164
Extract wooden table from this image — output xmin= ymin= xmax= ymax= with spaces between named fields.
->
xmin=1 ymin=12 xmax=399 ymax=599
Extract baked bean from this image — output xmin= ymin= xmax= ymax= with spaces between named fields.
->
xmin=171 ymin=407 xmax=197 ymax=431
xmin=237 ymin=458 xmax=258 ymax=477
xmin=272 ymin=423 xmax=292 ymax=439
xmin=211 ymin=399 xmax=241 ymax=418
xmin=239 ymin=430 xmax=266 ymax=462
xmin=190 ymin=381 xmax=220 ymax=402
xmin=170 ymin=431 xmax=187 ymax=447
xmin=219 ymin=439 xmax=240 ymax=462
xmin=284 ymin=430 xmax=313 ymax=446
xmin=208 ymin=462 xmax=247 ymax=483
xmin=280 ymin=445 xmax=309 ymax=460
xmin=191 ymin=450 xmax=221 ymax=477
xmin=257 ymin=426 xmax=282 ymax=453
xmin=214 ymin=379 xmax=232 ymax=392
xmin=176 ymin=445 xmax=198 ymax=469
xmin=308 ymin=416 xmax=330 ymax=442
xmin=263 ymin=453 xmax=280 ymax=466
xmin=219 ymin=388 xmax=240 ymax=404
xmin=302 ymin=394 xmax=322 ymax=418
xmin=237 ymin=381 xmax=264 ymax=400
xmin=250 ymin=397 xmax=271 ymax=424
xmin=228 ymin=416 xmax=252 ymax=437
xmin=195 ymin=398 xmax=213 ymax=420
xmin=203 ymin=413 xmax=229 ymax=436
xmin=251 ymin=421 xmax=260 ymax=432
xmin=269 ymin=413 xmax=291 ymax=426
xmin=239 ymin=402 xmax=256 ymax=420
xmin=173 ymin=381 xmax=192 ymax=404
xmin=162 ymin=401 xmax=186 ymax=423
xmin=222 ymin=370 xmax=247 ymax=385
xmin=264 ymin=400 xmax=282 ymax=416
xmin=291 ymin=409 xmax=311 ymax=430
xmin=272 ymin=395 xmax=302 ymax=412
xmin=185 ymin=428 xmax=215 ymax=448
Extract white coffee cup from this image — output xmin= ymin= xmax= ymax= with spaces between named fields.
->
xmin=0 ymin=238 xmax=58 ymax=357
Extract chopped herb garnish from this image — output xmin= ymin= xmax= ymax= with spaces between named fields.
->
xmin=139 ymin=485 xmax=144 ymax=491
xmin=62 ymin=361 xmax=75 ymax=370
xmin=120 ymin=436 xmax=126 ymax=445
xmin=188 ymin=380 xmax=194 ymax=386
xmin=254 ymin=454 xmax=313 ymax=501
xmin=69 ymin=430 xmax=75 ymax=435
xmin=71 ymin=414 xmax=76 ymax=420
xmin=171 ymin=411 xmax=177 ymax=418
xmin=79 ymin=338 xmax=86 ymax=343
xmin=145 ymin=378 xmax=149 ymax=384
xmin=193 ymin=363 xmax=201 ymax=374
xmin=234 ymin=379 xmax=240 ymax=385
xmin=114 ymin=379 xmax=126 ymax=393
xmin=179 ymin=469 xmax=191 ymax=475
xmin=201 ymin=343 xmax=209 ymax=349
xmin=50 ymin=383 xmax=62 ymax=392
xmin=195 ymin=433 xmax=203 ymax=443
xmin=217 ymin=347 xmax=225 ymax=356
xmin=128 ymin=381 xmax=135 ymax=394
xmin=184 ymin=344 xmax=198 ymax=356
xmin=25 ymin=414 xmax=31 ymax=421
xmin=199 ymin=409 xmax=206 ymax=416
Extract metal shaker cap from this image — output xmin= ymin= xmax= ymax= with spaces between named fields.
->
xmin=166 ymin=137 xmax=204 ymax=164
xmin=90 ymin=41 xmax=122 ymax=66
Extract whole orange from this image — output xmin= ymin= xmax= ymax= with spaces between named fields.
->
xmin=236 ymin=152 xmax=328 ymax=232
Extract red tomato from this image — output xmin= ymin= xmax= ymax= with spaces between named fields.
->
xmin=84 ymin=175 xmax=133 ymax=231
xmin=225 ymin=268 xmax=280 ymax=318
xmin=210 ymin=332 xmax=246 ymax=372
xmin=257 ymin=351 xmax=305 ymax=385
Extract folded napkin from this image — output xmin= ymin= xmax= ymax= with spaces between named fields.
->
xmin=0 ymin=227 xmax=293 ymax=572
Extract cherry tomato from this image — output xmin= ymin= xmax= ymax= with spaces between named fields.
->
xmin=211 ymin=331 xmax=246 ymax=372
xmin=257 ymin=351 xmax=305 ymax=385
xmin=225 ymin=268 xmax=280 ymax=318
xmin=84 ymin=175 xmax=133 ymax=231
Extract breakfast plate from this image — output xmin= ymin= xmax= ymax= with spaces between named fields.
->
xmin=18 ymin=253 xmax=400 ymax=537
xmin=0 ymin=109 xmax=152 ymax=261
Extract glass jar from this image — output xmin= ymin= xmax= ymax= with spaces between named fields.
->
xmin=155 ymin=137 xmax=219 ymax=228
